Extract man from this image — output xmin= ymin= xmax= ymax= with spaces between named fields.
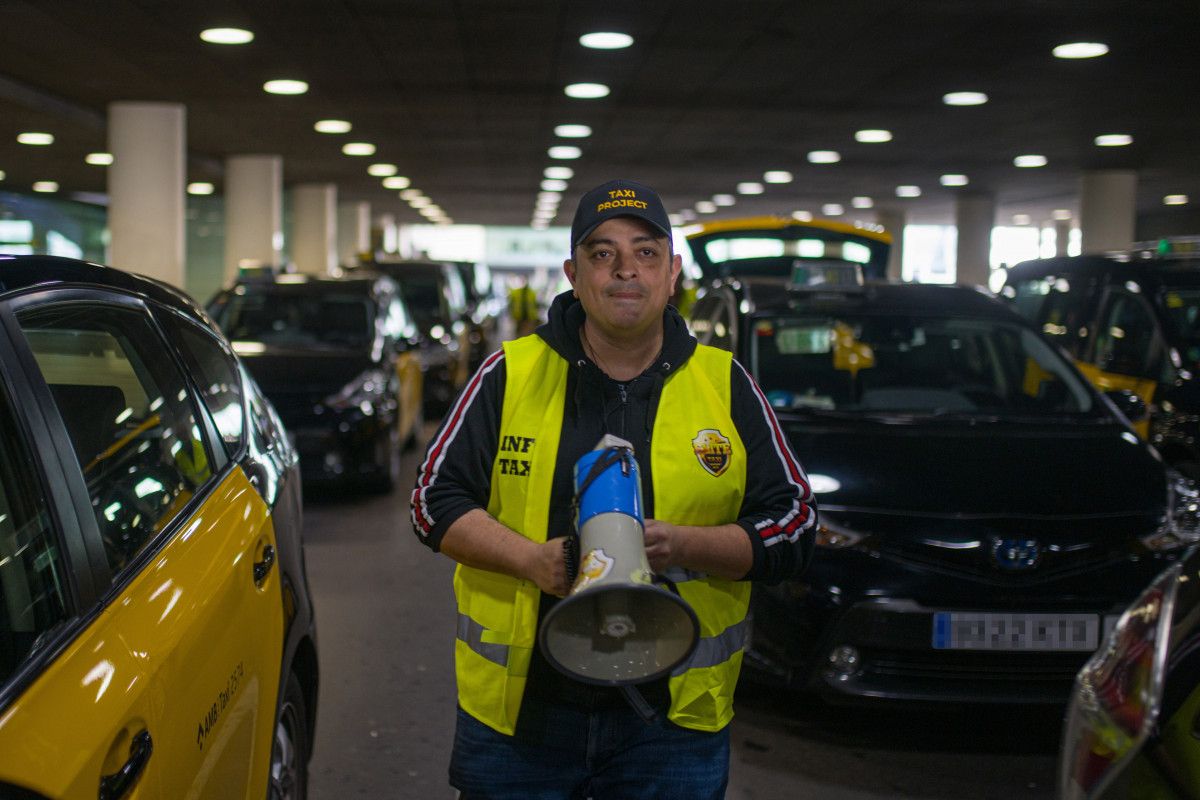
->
xmin=410 ymin=179 xmax=815 ymax=799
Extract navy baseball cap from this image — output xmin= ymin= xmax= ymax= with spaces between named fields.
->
xmin=570 ymin=179 xmax=672 ymax=252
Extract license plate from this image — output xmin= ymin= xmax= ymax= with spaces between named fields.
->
xmin=932 ymin=612 xmax=1101 ymax=651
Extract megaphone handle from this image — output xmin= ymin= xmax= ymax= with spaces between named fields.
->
xmin=562 ymin=534 xmax=579 ymax=584
xmin=619 ymin=685 xmax=659 ymax=725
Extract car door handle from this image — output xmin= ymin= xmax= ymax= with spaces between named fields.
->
xmin=254 ymin=545 xmax=276 ymax=583
xmin=98 ymin=729 xmax=152 ymax=800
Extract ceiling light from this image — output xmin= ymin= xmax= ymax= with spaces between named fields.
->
xmin=314 ymin=120 xmax=352 ymax=134
xmin=537 ymin=191 xmax=562 ymax=202
xmin=855 ymin=129 xmax=892 ymax=143
xmin=713 ymin=194 xmax=736 ymax=206
xmin=852 ymin=197 xmax=873 ymax=208
xmin=896 ymin=186 xmax=922 ymax=197
xmin=1014 ymin=155 xmax=1047 ymax=167
xmin=382 ymin=176 xmax=411 ymax=189
xmin=943 ymin=91 xmax=988 ymax=106
xmin=409 ymin=197 xmax=432 ymax=208
xmin=763 ymin=171 xmax=793 ymax=184
xmin=17 ymin=132 xmax=54 ymax=145
xmin=541 ymin=179 xmax=568 ymax=192
xmin=678 ymin=209 xmax=697 ymax=221
xmin=200 ymin=28 xmax=254 ymax=44
xmin=0 ymin=171 xmax=6 ymax=180
xmin=940 ymin=174 xmax=969 ymax=186
xmin=793 ymin=211 xmax=813 ymax=221
xmin=400 ymin=189 xmax=423 ymax=200
xmin=564 ymin=83 xmax=610 ymax=99
xmin=696 ymin=201 xmax=717 ymax=214
xmin=86 ymin=152 xmax=114 ymax=165
xmin=187 ymin=182 xmax=215 ymax=195
xmin=548 ymin=146 xmax=582 ymax=159
xmin=1052 ymin=209 xmax=1072 ymax=220
xmin=1165 ymin=195 xmax=1190 ymax=205
xmin=807 ymin=150 xmax=840 ymax=163
xmin=342 ymin=143 xmax=376 ymax=156
xmin=32 ymin=182 xmax=58 ymax=193
xmin=1095 ymin=134 xmax=1133 ymax=147
xmin=544 ymin=167 xmax=574 ymax=180
xmin=1053 ymin=42 xmax=1109 ymax=59
xmin=554 ymin=124 xmax=592 ymax=138
xmin=368 ymin=163 xmax=397 ymax=176
xmin=1013 ymin=214 xmax=1032 ymax=225
xmin=580 ymin=32 xmax=633 ymax=49
xmin=822 ymin=204 xmax=844 ymax=216
xmin=737 ymin=182 xmax=764 ymax=194
xmin=263 ymin=79 xmax=308 ymax=95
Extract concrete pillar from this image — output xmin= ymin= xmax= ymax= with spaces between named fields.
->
xmin=107 ymin=101 xmax=186 ymax=286
xmin=874 ymin=207 xmax=906 ymax=281
xmin=372 ymin=213 xmax=398 ymax=256
xmin=338 ymin=201 xmax=370 ymax=266
xmin=1080 ymin=169 xmax=1137 ymax=255
xmin=224 ymin=155 xmax=283 ymax=283
xmin=1054 ymin=218 xmax=1072 ymax=257
xmin=291 ymin=183 xmax=337 ymax=274
xmin=954 ymin=192 xmax=996 ymax=289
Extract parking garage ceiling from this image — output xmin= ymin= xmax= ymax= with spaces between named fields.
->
xmin=1 ymin=0 xmax=1198 ymax=231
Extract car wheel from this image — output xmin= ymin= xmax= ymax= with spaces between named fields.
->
xmin=269 ymin=671 xmax=309 ymax=800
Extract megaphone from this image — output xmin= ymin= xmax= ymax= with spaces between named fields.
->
xmin=538 ymin=435 xmax=700 ymax=686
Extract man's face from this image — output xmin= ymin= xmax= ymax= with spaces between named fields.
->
xmin=565 ymin=216 xmax=682 ymax=340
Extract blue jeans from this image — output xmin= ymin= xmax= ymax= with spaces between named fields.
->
xmin=449 ymin=701 xmax=730 ymax=799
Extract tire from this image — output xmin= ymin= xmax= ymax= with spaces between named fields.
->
xmin=269 ymin=671 xmax=309 ymax=800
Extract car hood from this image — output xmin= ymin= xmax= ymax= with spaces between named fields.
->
xmin=239 ymin=347 xmax=376 ymax=396
xmin=784 ymin=418 xmax=1166 ymax=517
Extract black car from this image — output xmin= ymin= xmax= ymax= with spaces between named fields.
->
xmin=1059 ymin=544 xmax=1200 ymax=799
xmin=356 ymin=259 xmax=475 ymax=412
xmin=451 ymin=259 xmax=505 ymax=371
xmin=208 ymin=271 xmax=425 ymax=493
xmin=0 ymin=255 xmax=317 ymax=798
xmin=1000 ymin=239 xmax=1200 ymax=479
xmin=687 ymin=266 xmax=1199 ymax=705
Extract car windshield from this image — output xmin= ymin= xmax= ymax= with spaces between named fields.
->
xmin=395 ymin=279 xmax=443 ymax=327
xmin=1158 ymin=287 xmax=1200 ymax=360
xmin=213 ymin=287 xmax=374 ymax=349
xmin=750 ymin=312 xmax=1098 ymax=418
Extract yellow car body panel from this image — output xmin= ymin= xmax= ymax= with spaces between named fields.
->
xmin=395 ymin=348 xmax=425 ymax=435
xmin=0 ymin=467 xmax=284 ymax=799
xmin=1076 ymin=362 xmax=1156 ymax=439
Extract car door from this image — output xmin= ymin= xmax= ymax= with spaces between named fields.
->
xmin=1080 ymin=288 xmax=1165 ymax=438
xmin=0 ymin=293 xmax=284 ymax=799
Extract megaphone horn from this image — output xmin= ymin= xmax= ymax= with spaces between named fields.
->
xmin=538 ymin=436 xmax=700 ymax=686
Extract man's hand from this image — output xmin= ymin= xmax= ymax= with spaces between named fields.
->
xmin=642 ymin=519 xmax=754 ymax=581
xmin=439 ymin=509 xmax=573 ymax=596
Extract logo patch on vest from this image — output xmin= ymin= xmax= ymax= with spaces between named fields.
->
xmin=692 ymin=429 xmax=733 ymax=476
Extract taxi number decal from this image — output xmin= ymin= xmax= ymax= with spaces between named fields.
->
xmin=197 ymin=661 xmax=244 ymax=750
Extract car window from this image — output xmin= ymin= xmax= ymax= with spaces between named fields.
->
xmin=213 ymin=286 xmax=374 ymax=349
xmin=1093 ymin=291 xmax=1158 ymax=378
xmin=16 ymin=304 xmax=214 ymax=577
xmin=0 ymin=375 xmax=71 ymax=685
xmin=688 ymin=292 xmax=736 ymax=352
xmin=168 ymin=317 xmax=245 ymax=459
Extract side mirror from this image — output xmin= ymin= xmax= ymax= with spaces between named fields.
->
xmin=1105 ymin=389 xmax=1149 ymax=423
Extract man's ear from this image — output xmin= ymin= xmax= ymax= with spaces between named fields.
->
xmin=563 ymin=258 xmax=578 ymax=296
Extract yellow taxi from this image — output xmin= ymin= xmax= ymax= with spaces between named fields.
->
xmin=0 ymin=255 xmax=318 ymax=799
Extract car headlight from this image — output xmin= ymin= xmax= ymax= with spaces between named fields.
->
xmin=815 ymin=516 xmax=870 ymax=549
xmin=1141 ymin=470 xmax=1200 ymax=552
xmin=324 ymin=368 xmax=389 ymax=411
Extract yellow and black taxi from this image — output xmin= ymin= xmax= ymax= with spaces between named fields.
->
xmin=687 ymin=263 xmax=1199 ymax=705
xmin=0 ymin=255 xmax=317 ymax=798
xmin=1059 ymin=543 xmax=1200 ymax=799
xmin=1001 ymin=238 xmax=1200 ymax=478
xmin=208 ymin=270 xmax=425 ymax=493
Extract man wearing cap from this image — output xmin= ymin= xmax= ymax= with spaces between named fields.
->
xmin=410 ymin=179 xmax=815 ymax=799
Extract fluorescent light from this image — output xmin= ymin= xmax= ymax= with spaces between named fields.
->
xmin=382 ymin=176 xmax=411 ymax=189
xmin=1014 ymin=155 xmax=1047 ymax=167
xmin=263 ymin=79 xmax=308 ymax=95
xmin=895 ymin=186 xmax=922 ymax=197
xmin=712 ymin=194 xmax=736 ymax=206
xmin=763 ymin=171 xmax=793 ymax=183
xmin=564 ymin=83 xmax=610 ymax=99
xmin=200 ymin=28 xmax=254 ymax=44
xmin=580 ymin=32 xmax=633 ymax=49
xmin=1013 ymin=214 xmax=1032 ymax=225
xmin=544 ymin=167 xmax=574 ymax=180
xmin=554 ymin=124 xmax=592 ymax=138
xmin=541 ymin=179 xmax=568 ymax=192
xmin=851 ymin=197 xmax=873 ymax=208
xmin=1095 ymin=134 xmax=1133 ymax=147
xmin=32 ymin=181 xmax=58 ymax=193
xmin=943 ymin=91 xmax=988 ymax=106
xmin=400 ymin=189 xmax=423 ymax=200
xmin=548 ymin=146 xmax=582 ymax=159
xmin=1052 ymin=209 xmax=1072 ymax=220
xmin=1053 ymin=42 xmax=1109 ymax=59
xmin=314 ymin=120 xmax=352 ymax=134
xmin=807 ymin=150 xmax=840 ymax=163
xmin=855 ymin=129 xmax=892 ymax=143
xmin=696 ymin=201 xmax=717 ymax=213
xmin=368 ymin=163 xmax=397 ymax=176
xmin=342 ymin=143 xmax=376 ymax=156
xmin=86 ymin=153 xmax=114 ymax=165
xmin=793 ymin=211 xmax=813 ymax=221
xmin=1165 ymin=195 xmax=1190 ymax=205
xmin=187 ymin=182 xmax=215 ymax=195
xmin=17 ymin=132 xmax=54 ymax=145
xmin=822 ymin=204 xmax=844 ymax=216
xmin=737 ymin=182 xmax=764 ymax=195
xmin=940 ymin=174 xmax=969 ymax=186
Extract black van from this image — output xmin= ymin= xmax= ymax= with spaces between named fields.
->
xmin=999 ymin=238 xmax=1200 ymax=477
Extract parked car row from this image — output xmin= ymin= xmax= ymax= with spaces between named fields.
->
xmin=0 ymin=254 xmax=318 ymax=799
